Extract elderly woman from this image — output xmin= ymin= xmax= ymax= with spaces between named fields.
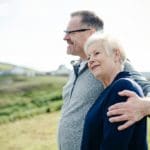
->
xmin=81 ymin=32 xmax=147 ymax=150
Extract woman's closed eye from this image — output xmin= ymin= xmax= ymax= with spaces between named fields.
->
xmin=95 ymin=51 xmax=100 ymax=55
xmin=87 ymin=55 xmax=91 ymax=60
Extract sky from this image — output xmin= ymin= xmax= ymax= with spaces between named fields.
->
xmin=0 ymin=0 xmax=150 ymax=72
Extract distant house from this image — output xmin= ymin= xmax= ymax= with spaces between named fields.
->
xmin=50 ymin=65 xmax=71 ymax=76
xmin=0 ymin=66 xmax=37 ymax=77
xmin=0 ymin=62 xmax=43 ymax=77
xmin=10 ymin=66 xmax=36 ymax=77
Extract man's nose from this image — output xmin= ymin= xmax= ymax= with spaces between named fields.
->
xmin=63 ymin=33 xmax=70 ymax=41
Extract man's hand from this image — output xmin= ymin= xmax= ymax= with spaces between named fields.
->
xmin=107 ymin=90 xmax=147 ymax=131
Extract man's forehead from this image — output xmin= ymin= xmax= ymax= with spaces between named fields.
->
xmin=69 ymin=16 xmax=82 ymax=25
xmin=67 ymin=16 xmax=86 ymax=29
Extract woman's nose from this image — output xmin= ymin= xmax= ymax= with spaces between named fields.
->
xmin=88 ymin=57 xmax=94 ymax=65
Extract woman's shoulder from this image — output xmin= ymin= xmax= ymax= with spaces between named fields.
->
xmin=112 ymin=77 xmax=144 ymax=97
xmin=115 ymin=77 xmax=139 ymax=87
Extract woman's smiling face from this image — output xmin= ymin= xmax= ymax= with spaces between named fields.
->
xmin=86 ymin=41 xmax=116 ymax=80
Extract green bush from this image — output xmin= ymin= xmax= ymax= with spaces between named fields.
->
xmin=0 ymin=75 xmax=67 ymax=124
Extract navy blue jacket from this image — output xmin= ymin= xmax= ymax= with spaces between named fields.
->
xmin=81 ymin=72 xmax=147 ymax=150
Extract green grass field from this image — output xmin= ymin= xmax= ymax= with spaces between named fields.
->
xmin=0 ymin=74 xmax=150 ymax=149
xmin=0 ymin=111 xmax=60 ymax=150
xmin=0 ymin=75 xmax=67 ymax=124
xmin=0 ymin=111 xmax=150 ymax=150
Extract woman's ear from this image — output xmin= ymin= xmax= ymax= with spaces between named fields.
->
xmin=114 ymin=48 xmax=121 ymax=63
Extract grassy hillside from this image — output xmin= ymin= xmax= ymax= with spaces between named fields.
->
xmin=0 ymin=111 xmax=150 ymax=150
xmin=0 ymin=111 xmax=60 ymax=150
xmin=0 ymin=62 xmax=36 ymax=72
xmin=0 ymin=62 xmax=14 ymax=71
xmin=0 ymin=75 xmax=67 ymax=124
xmin=0 ymin=73 xmax=150 ymax=149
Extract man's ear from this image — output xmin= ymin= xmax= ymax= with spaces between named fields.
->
xmin=89 ymin=28 xmax=96 ymax=35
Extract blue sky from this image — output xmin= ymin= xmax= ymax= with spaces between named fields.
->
xmin=0 ymin=0 xmax=150 ymax=72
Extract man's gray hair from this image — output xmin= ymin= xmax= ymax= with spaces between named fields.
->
xmin=71 ymin=10 xmax=104 ymax=31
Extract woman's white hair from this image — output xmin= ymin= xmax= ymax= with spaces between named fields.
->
xmin=84 ymin=31 xmax=127 ymax=64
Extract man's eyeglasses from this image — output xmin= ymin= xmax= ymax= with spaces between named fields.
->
xmin=64 ymin=29 xmax=91 ymax=34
